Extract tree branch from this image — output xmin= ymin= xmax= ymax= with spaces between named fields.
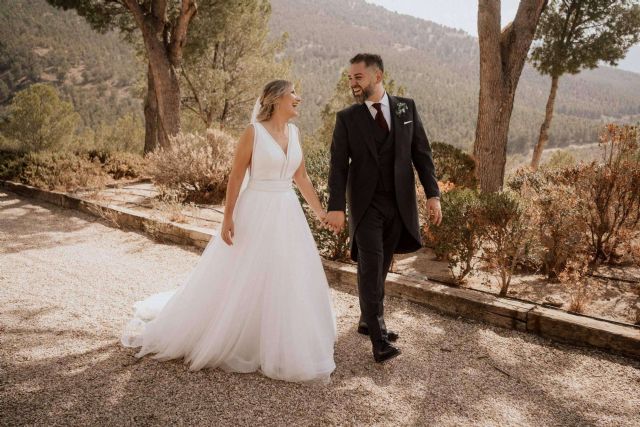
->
xmin=504 ymin=0 xmax=547 ymax=82
xmin=169 ymin=0 xmax=198 ymax=66
xmin=122 ymin=0 xmax=146 ymax=29
xmin=180 ymin=65 xmax=204 ymax=118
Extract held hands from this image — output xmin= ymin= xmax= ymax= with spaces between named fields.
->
xmin=315 ymin=209 xmax=327 ymax=223
xmin=323 ymin=210 xmax=345 ymax=235
xmin=426 ymin=197 xmax=443 ymax=226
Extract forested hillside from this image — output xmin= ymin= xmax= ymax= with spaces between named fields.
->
xmin=0 ymin=0 xmax=143 ymax=130
xmin=2 ymin=0 xmax=639 ymax=154
xmin=269 ymin=0 xmax=640 ymax=152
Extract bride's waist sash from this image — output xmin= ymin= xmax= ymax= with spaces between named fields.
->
xmin=247 ymin=179 xmax=293 ymax=192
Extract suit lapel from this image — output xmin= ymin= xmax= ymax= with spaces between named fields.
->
xmin=355 ymin=103 xmax=379 ymax=164
xmin=389 ymin=95 xmax=408 ymax=158
xmin=388 ymin=95 xmax=401 ymax=145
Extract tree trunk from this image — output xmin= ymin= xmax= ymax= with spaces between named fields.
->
xmin=143 ymin=64 xmax=159 ymax=154
xmin=124 ymin=0 xmax=197 ymax=150
xmin=474 ymin=44 xmax=513 ymax=192
xmin=530 ymin=74 xmax=560 ymax=170
xmin=143 ymin=30 xmax=182 ymax=146
xmin=474 ymin=0 xmax=547 ymax=192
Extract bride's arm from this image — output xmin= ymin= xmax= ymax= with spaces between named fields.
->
xmin=293 ymin=151 xmax=326 ymax=222
xmin=220 ymin=125 xmax=254 ymax=245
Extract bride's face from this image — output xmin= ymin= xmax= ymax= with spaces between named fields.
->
xmin=277 ymin=86 xmax=302 ymax=119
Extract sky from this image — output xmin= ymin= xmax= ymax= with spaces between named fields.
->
xmin=365 ymin=0 xmax=640 ymax=74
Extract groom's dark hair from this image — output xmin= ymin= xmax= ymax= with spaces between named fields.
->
xmin=350 ymin=53 xmax=384 ymax=72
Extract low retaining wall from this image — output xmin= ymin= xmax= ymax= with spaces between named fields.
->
xmin=3 ymin=180 xmax=639 ymax=360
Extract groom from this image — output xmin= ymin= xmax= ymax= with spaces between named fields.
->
xmin=325 ymin=53 xmax=442 ymax=363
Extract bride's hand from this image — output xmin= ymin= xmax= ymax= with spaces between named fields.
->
xmin=315 ymin=209 xmax=327 ymax=223
xmin=221 ymin=218 xmax=234 ymax=246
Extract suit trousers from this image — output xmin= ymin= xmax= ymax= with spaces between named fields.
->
xmin=354 ymin=190 xmax=404 ymax=348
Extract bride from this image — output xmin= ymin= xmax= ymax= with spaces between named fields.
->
xmin=121 ymin=80 xmax=337 ymax=383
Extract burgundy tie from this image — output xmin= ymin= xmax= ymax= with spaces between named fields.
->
xmin=372 ymin=103 xmax=389 ymax=133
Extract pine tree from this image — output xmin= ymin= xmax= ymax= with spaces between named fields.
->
xmin=2 ymin=83 xmax=79 ymax=151
xmin=529 ymin=0 xmax=640 ymax=170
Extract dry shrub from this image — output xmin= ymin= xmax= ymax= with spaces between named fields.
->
xmin=568 ymin=284 xmax=590 ymax=314
xmin=508 ymin=124 xmax=640 ymax=270
xmin=147 ymin=129 xmax=234 ymax=204
xmin=573 ymin=124 xmax=640 ymax=264
xmin=86 ymin=203 xmax=123 ymax=229
xmin=560 ymin=260 xmax=591 ymax=314
xmin=1 ymin=151 xmax=107 ymax=191
xmin=1 ymin=149 xmax=146 ymax=191
xmin=620 ymin=228 xmax=640 ymax=266
xmin=149 ymin=190 xmax=191 ymax=224
xmin=86 ymin=150 xmax=148 ymax=180
xmin=518 ymin=174 xmax=589 ymax=278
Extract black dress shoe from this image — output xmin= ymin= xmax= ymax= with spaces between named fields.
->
xmin=373 ymin=342 xmax=401 ymax=363
xmin=357 ymin=323 xmax=399 ymax=342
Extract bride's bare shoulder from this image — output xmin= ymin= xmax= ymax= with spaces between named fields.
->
xmin=235 ymin=124 xmax=256 ymax=153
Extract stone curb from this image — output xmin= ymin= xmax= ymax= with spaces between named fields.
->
xmin=2 ymin=180 xmax=639 ymax=360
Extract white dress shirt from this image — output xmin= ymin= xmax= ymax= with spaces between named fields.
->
xmin=364 ymin=91 xmax=391 ymax=131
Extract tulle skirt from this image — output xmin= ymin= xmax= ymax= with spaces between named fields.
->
xmin=121 ymin=186 xmax=337 ymax=382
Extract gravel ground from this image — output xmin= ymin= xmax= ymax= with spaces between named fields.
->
xmin=1 ymin=189 xmax=639 ymax=426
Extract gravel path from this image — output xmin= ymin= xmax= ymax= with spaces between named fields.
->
xmin=1 ymin=189 xmax=639 ymax=426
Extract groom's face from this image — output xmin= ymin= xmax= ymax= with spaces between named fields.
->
xmin=348 ymin=61 xmax=379 ymax=104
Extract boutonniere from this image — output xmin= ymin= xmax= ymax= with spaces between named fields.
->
xmin=395 ymin=102 xmax=408 ymax=117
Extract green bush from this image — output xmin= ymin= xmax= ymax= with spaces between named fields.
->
xmin=424 ymin=188 xmax=484 ymax=284
xmin=88 ymin=113 xmax=145 ymax=154
xmin=426 ymin=188 xmax=533 ymax=290
xmin=478 ymin=191 xmax=533 ymax=296
xmin=431 ymin=142 xmax=477 ymax=188
xmin=1 ymin=83 xmax=79 ymax=152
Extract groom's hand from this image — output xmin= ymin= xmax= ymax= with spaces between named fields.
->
xmin=426 ymin=197 xmax=442 ymax=226
xmin=324 ymin=211 xmax=345 ymax=234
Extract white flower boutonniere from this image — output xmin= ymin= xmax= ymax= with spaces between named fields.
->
xmin=395 ymin=102 xmax=408 ymax=118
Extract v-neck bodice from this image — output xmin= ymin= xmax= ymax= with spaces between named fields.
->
xmin=249 ymin=122 xmax=302 ymax=185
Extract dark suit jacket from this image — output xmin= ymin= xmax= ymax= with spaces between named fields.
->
xmin=327 ymin=95 xmax=440 ymax=261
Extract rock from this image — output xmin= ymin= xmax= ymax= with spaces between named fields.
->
xmin=543 ymin=296 xmax=564 ymax=307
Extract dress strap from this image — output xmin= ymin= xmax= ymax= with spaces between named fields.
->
xmin=249 ymin=123 xmax=258 ymax=178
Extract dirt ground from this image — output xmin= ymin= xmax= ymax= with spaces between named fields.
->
xmin=2 ymin=190 xmax=639 ymax=426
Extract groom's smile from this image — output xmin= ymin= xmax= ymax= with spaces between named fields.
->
xmin=348 ymin=60 xmax=382 ymax=104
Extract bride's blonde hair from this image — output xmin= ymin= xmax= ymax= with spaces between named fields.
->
xmin=257 ymin=80 xmax=292 ymax=122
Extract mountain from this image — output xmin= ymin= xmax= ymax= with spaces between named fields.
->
xmin=269 ymin=0 xmax=640 ymax=152
xmin=0 ymin=0 xmax=143 ymax=129
xmin=2 ymin=0 xmax=639 ymax=155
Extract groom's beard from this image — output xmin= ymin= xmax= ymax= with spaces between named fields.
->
xmin=351 ymin=84 xmax=374 ymax=104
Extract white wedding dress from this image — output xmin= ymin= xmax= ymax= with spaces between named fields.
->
xmin=121 ymin=122 xmax=337 ymax=382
